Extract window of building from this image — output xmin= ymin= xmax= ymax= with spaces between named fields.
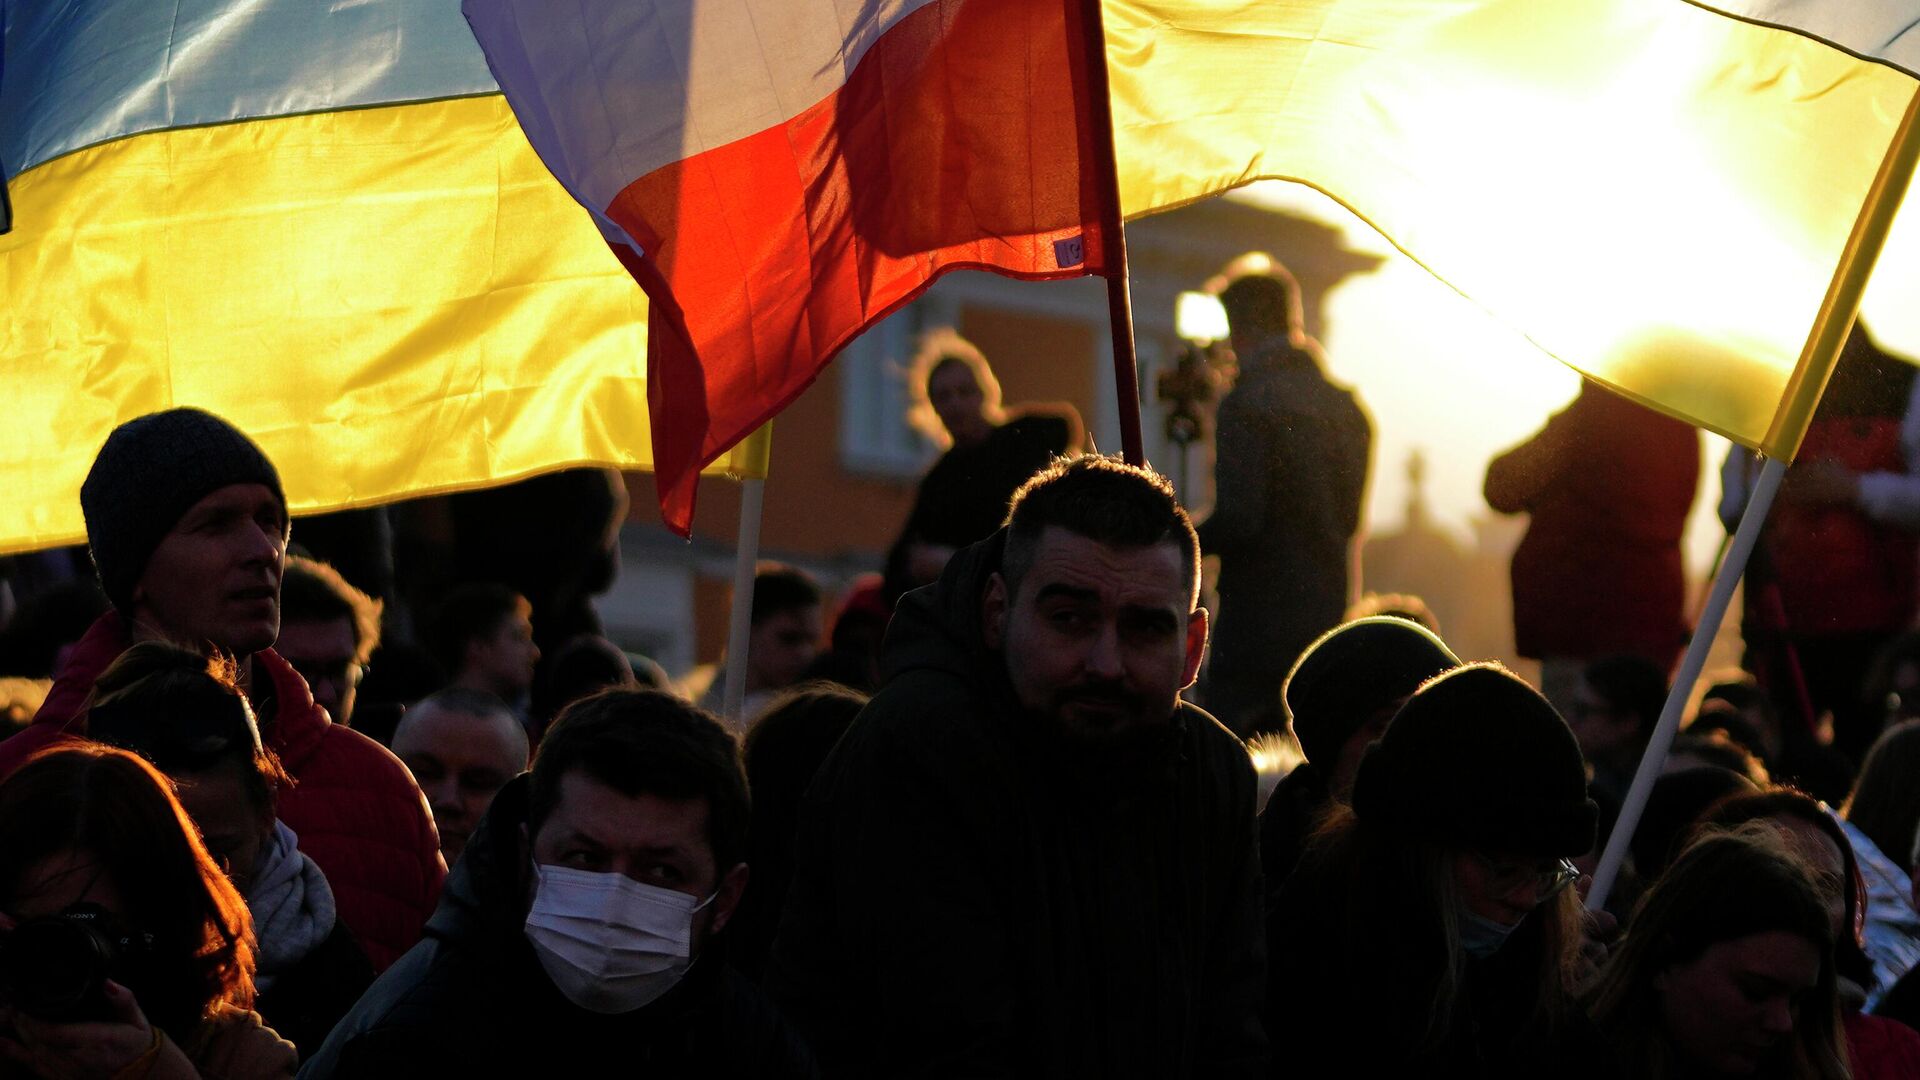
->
xmin=837 ymin=299 xmax=943 ymax=478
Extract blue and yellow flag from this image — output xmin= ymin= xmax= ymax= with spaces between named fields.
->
xmin=0 ymin=1 xmax=766 ymax=556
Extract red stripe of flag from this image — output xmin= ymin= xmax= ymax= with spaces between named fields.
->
xmin=608 ymin=0 xmax=1116 ymax=533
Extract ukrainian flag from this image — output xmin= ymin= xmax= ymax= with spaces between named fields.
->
xmin=1106 ymin=0 xmax=1919 ymax=459
xmin=0 ymin=1 xmax=763 ymax=556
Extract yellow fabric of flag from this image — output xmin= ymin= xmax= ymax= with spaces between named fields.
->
xmin=1105 ymin=0 xmax=1917 ymax=454
xmin=0 ymin=95 xmax=766 ymax=556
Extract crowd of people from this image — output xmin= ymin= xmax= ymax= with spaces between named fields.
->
xmin=3 ymin=263 xmax=1920 ymax=1078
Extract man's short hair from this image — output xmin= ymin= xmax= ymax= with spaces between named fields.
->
xmin=1218 ymin=267 xmax=1304 ymax=342
xmin=407 ymin=686 xmax=519 ymax=728
xmin=281 ymin=556 xmax=383 ymax=665
xmin=423 ymin=583 xmax=529 ymax=677
xmin=1001 ymin=455 xmax=1199 ymax=603
xmin=528 ymin=689 xmax=749 ymax=871
xmin=1583 ymin=654 xmax=1668 ymax=742
xmin=750 ymin=563 xmax=822 ymax=627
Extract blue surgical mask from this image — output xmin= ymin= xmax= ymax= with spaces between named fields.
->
xmin=1460 ymin=910 xmax=1522 ymax=959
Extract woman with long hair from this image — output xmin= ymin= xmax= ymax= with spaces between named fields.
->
xmin=1266 ymin=663 xmax=1609 ymax=1077
xmin=0 ymin=744 xmax=294 ymax=1078
xmin=1696 ymin=789 xmax=1920 ymax=1078
xmin=86 ymin=642 xmax=373 ymax=1061
xmin=1589 ymin=826 xmax=1849 ymax=1080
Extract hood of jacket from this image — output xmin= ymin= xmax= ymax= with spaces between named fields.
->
xmin=880 ymin=528 xmax=1007 ymax=689
xmin=29 ymin=610 xmax=331 ymax=770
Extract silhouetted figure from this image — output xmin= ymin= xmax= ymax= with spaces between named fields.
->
xmin=277 ymin=557 xmax=381 ymax=728
xmin=1258 ymin=616 xmax=1458 ymax=890
xmin=529 ymin=634 xmax=638 ymax=741
xmin=444 ymin=468 xmax=629 ymax=653
xmin=1199 ymin=266 xmax=1371 ymax=737
xmin=423 ymin=583 xmax=540 ymax=712
xmin=1567 ymin=654 xmax=1666 ymax=816
xmin=800 ymin=572 xmax=889 ymax=692
xmin=1485 ymin=380 xmax=1698 ymax=712
xmin=696 ymin=563 xmax=823 ymax=726
xmin=881 ymin=330 xmax=1082 ymax=608
xmin=770 ymin=457 xmax=1267 ymax=1076
xmin=1268 ymin=664 xmax=1608 ymax=1078
xmin=728 ymin=681 xmax=867 ymax=981
xmin=1725 ymin=324 xmax=1920 ymax=765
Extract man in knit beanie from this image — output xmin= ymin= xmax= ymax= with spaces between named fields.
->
xmin=80 ymin=406 xmax=290 ymax=661
xmin=1259 ymin=616 xmax=1459 ymax=888
xmin=1 ymin=407 xmax=446 ymax=971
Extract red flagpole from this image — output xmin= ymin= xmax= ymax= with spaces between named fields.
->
xmin=1081 ymin=0 xmax=1145 ymax=467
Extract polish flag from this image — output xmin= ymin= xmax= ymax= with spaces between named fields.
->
xmin=463 ymin=0 xmax=1119 ymax=533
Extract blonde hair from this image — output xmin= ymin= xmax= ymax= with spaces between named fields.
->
xmin=905 ymin=328 xmax=1002 ymax=447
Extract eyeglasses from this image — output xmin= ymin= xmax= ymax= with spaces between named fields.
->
xmin=1473 ymin=853 xmax=1581 ymax=906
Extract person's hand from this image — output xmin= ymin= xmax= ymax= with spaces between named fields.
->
xmin=1572 ymin=903 xmax=1619 ymax=994
xmin=1783 ymin=460 xmax=1860 ymax=506
xmin=0 ymin=981 xmax=164 ymax=1079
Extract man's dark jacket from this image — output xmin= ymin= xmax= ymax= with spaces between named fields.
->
xmin=299 ymin=776 xmax=817 ymax=1078
xmin=1198 ymin=340 xmax=1371 ymax=729
xmin=766 ymin=531 xmax=1269 ymax=1077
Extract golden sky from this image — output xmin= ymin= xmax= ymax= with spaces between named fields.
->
xmin=1238 ymin=180 xmax=1733 ymax=579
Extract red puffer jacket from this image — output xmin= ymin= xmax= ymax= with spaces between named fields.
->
xmin=0 ymin=612 xmax=445 ymax=972
xmin=1845 ymin=1010 xmax=1920 ymax=1080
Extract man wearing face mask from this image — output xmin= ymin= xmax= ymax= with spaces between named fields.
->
xmin=302 ymin=689 xmax=817 ymax=1077
xmin=767 ymin=455 xmax=1268 ymax=1077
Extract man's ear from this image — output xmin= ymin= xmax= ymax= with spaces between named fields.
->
xmin=708 ymin=862 xmax=751 ymax=935
xmin=1180 ymin=606 xmax=1209 ymax=690
xmin=981 ymin=572 xmax=1009 ymax=651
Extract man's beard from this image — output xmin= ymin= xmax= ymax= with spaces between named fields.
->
xmin=1039 ymin=681 xmax=1176 ymax=748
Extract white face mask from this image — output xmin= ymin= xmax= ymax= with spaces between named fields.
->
xmin=524 ymin=862 xmax=716 ymax=1014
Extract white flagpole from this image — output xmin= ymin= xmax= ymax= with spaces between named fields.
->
xmin=1588 ymin=85 xmax=1920 ymax=911
xmin=1587 ymin=454 xmax=1784 ymax=910
xmin=721 ymin=475 xmax=765 ymax=725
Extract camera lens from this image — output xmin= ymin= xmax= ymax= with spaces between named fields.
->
xmin=0 ymin=918 xmax=113 ymax=1017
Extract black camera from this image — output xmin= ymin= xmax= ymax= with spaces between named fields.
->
xmin=0 ymin=903 xmax=153 ymax=1021
xmin=1156 ymin=341 xmax=1224 ymax=447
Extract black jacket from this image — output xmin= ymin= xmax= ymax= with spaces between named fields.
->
xmin=1267 ymin=832 xmax=1616 ymax=1080
xmin=298 ymin=776 xmax=817 ymax=1078
xmin=881 ymin=411 xmax=1078 ymax=606
xmin=256 ymin=918 xmax=373 ymax=1063
xmin=767 ymin=531 xmax=1268 ymax=1077
xmin=1198 ymin=343 xmax=1370 ymax=671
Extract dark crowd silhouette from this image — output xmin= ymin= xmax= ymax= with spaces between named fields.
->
xmin=4 ymin=264 xmax=1920 ymax=1079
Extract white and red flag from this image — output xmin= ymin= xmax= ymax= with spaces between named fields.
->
xmin=463 ymin=0 xmax=1120 ymax=533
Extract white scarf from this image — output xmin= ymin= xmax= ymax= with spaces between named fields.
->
xmin=246 ymin=820 xmax=337 ymax=993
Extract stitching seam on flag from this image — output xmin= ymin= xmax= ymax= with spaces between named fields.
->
xmin=7 ymin=92 xmax=511 ymax=179
xmin=1676 ymin=0 xmax=1920 ymax=82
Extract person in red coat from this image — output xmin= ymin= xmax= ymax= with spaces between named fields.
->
xmin=0 ymin=407 xmax=444 ymax=971
xmin=1484 ymin=381 xmax=1699 ymax=709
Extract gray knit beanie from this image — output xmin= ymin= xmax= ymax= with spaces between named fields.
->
xmin=81 ymin=408 xmax=285 ymax=612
